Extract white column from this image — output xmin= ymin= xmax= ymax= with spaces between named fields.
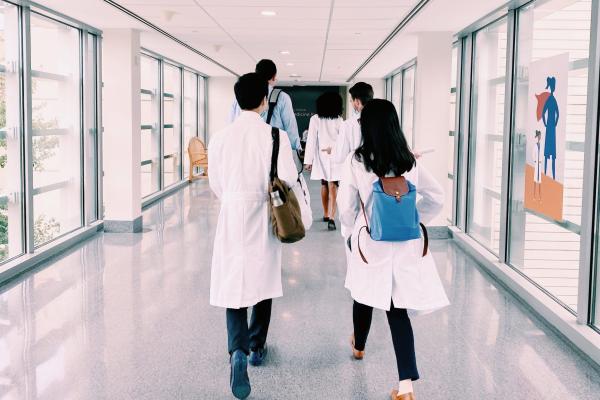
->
xmin=413 ymin=32 xmax=453 ymax=227
xmin=102 ymin=29 xmax=142 ymax=232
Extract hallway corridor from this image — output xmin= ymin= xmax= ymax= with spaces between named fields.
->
xmin=1 ymin=181 xmax=599 ymax=400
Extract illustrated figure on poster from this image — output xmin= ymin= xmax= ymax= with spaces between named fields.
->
xmin=532 ymin=130 xmax=543 ymax=202
xmin=542 ymin=76 xmax=559 ymax=180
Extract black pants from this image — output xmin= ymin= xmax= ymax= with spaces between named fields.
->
xmin=226 ymin=299 xmax=272 ymax=355
xmin=353 ymin=300 xmax=419 ymax=381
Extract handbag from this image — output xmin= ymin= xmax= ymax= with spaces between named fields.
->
xmin=269 ymin=127 xmax=306 ymax=243
xmin=357 ymin=176 xmax=428 ymax=264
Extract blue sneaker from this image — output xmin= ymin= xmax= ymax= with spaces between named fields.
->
xmin=249 ymin=345 xmax=267 ymax=366
xmin=230 ymin=350 xmax=251 ymax=399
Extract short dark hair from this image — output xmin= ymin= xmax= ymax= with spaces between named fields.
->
xmin=316 ymin=92 xmax=343 ymax=119
xmin=349 ymin=82 xmax=374 ymax=106
xmin=234 ymin=73 xmax=268 ymax=110
xmin=355 ymin=99 xmax=415 ymax=177
xmin=255 ymin=59 xmax=277 ymax=81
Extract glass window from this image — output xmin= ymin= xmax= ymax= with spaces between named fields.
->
xmin=30 ymin=13 xmax=82 ymax=247
xmin=140 ymin=55 xmax=160 ymax=197
xmin=84 ymin=33 xmax=99 ymax=223
xmin=0 ymin=2 xmax=23 ymax=263
xmin=448 ymin=44 xmax=458 ymax=223
xmin=401 ymin=65 xmax=416 ymax=148
xmin=467 ymin=18 xmax=508 ymax=254
xmin=508 ymin=0 xmax=592 ymax=313
xmin=163 ymin=63 xmax=182 ymax=187
xmin=391 ymin=73 xmax=401 ymax=119
xmin=183 ymin=70 xmax=197 ymax=178
xmin=198 ymin=76 xmax=206 ymax=143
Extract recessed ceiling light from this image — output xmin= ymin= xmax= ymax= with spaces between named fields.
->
xmin=280 ymin=50 xmax=290 ymax=55
xmin=286 ymin=62 xmax=294 ymax=66
xmin=289 ymin=74 xmax=301 ymax=78
xmin=354 ymin=32 xmax=362 ymax=35
xmin=261 ymin=10 xmax=276 ymax=16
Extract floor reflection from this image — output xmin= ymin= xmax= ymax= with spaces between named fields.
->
xmin=0 ymin=180 xmax=598 ymax=400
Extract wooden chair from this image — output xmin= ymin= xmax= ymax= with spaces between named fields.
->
xmin=188 ymin=137 xmax=208 ymax=182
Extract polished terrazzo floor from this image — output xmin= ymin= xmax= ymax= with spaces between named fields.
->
xmin=1 ymin=179 xmax=599 ymax=400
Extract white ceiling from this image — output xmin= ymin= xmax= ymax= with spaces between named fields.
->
xmin=115 ymin=0 xmax=417 ymax=81
xmin=35 ymin=0 xmax=510 ymax=81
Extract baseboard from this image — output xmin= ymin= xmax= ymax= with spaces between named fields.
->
xmin=428 ymin=225 xmax=450 ymax=239
xmin=104 ymin=215 xmax=143 ymax=233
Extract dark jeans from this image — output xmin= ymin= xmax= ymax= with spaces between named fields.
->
xmin=353 ymin=300 xmax=419 ymax=381
xmin=226 ymin=299 xmax=272 ymax=355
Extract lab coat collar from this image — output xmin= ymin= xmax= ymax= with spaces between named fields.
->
xmin=239 ymin=110 xmax=263 ymax=119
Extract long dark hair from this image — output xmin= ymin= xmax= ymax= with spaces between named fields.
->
xmin=316 ymin=92 xmax=343 ymax=119
xmin=355 ymin=99 xmax=415 ymax=177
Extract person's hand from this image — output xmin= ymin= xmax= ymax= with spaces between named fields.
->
xmin=305 ymin=164 xmax=312 ymax=172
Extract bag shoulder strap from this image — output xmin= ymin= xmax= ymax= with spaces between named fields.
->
xmin=270 ymin=127 xmax=280 ymax=181
xmin=420 ymin=223 xmax=429 ymax=257
xmin=266 ymin=88 xmax=283 ymax=124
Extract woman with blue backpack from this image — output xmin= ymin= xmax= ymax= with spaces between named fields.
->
xmin=337 ymin=99 xmax=449 ymax=400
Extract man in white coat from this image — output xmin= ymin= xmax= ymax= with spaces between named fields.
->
xmin=334 ymin=82 xmax=374 ymax=165
xmin=208 ymin=73 xmax=298 ymax=400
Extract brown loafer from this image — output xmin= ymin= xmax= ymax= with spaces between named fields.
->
xmin=391 ymin=390 xmax=415 ymax=400
xmin=350 ymin=334 xmax=364 ymax=360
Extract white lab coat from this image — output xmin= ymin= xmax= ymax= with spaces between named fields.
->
xmin=304 ymin=115 xmax=343 ymax=182
xmin=533 ymin=142 xmax=542 ymax=183
xmin=208 ymin=111 xmax=298 ymax=309
xmin=334 ymin=112 xmax=362 ymax=164
xmin=337 ymin=154 xmax=450 ymax=312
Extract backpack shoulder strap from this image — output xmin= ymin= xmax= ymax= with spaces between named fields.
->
xmin=420 ymin=223 xmax=429 ymax=256
xmin=270 ymin=127 xmax=280 ymax=181
xmin=266 ymin=88 xmax=283 ymax=124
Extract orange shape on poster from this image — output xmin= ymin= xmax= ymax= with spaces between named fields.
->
xmin=524 ymin=164 xmax=563 ymax=221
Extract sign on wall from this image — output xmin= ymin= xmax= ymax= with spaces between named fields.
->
xmin=524 ymin=53 xmax=569 ymax=221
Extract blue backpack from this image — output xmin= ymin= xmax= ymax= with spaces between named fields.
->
xmin=358 ymin=176 xmax=428 ymax=264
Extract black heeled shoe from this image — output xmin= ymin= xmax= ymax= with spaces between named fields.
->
xmin=328 ymin=220 xmax=336 ymax=231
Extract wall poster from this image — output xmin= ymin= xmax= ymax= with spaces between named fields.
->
xmin=524 ymin=53 xmax=569 ymax=221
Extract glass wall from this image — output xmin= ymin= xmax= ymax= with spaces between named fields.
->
xmin=453 ymin=0 xmax=600 ymax=327
xmin=385 ymin=62 xmax=417 ymax=149
xmin=139 ymin=52 xmax=207 ymax=200
xmin=508 ymin=0 xmax=592 ymax=312
xmin=0 ymin=2 xmax=22 ymax=263
xmin=140 ymin=55 xmax=160 ymax=198
xmin=30 ymin=13 xmax=82 ymax=247
xmin=198 ymin=76 xmax=207 ymax=143
xmin=183 ymin=70 xmax=198 ymax=178
xmin=0 ymin=3 xmax=101 ymax=268
xmin=391 ymin=74 xmax=401 ymax=119
xmin=163 ymin=63 xmax=182 ymax=187
xmin=466 ymin=18 xmax=508 ymax=254
xmin=401 ymin=65 xmax=416 ymax=148
xmin=448 ymin=44 xmax=458 ymax=223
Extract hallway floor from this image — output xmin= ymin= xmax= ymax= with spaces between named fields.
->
xmin=1 ymin=180 xmax=599 ymax=400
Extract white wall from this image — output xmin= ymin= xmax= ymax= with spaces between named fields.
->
xmin=207 ymin=77 xmax=237 ymax=142
xmin=102 ymin=29 xmax=142 ymax=225
xmin=413 ymin=32 xmax=454 ymax=226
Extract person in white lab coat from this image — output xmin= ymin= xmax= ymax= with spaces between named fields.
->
xmin=337 ymin=99 xmax=449 ymax=400
xmin=208 ymin=73 xmax=298 ymax=400
xmin=334 ymin=82 xmax=374 ymax=165
xmin=304 ymin=92 xmax=344 ymax=230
